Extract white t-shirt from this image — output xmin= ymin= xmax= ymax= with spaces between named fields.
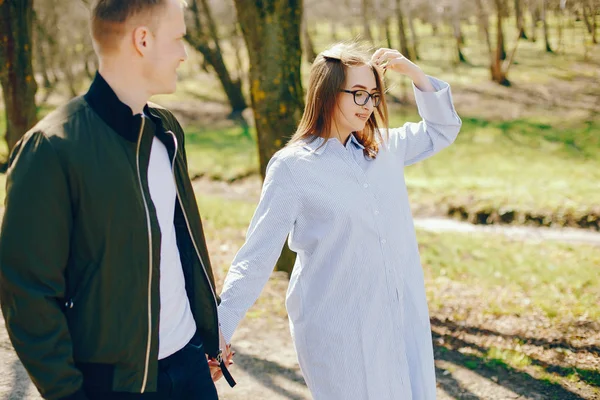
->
xmin=147 ymin=134 xmax=196 ymax=360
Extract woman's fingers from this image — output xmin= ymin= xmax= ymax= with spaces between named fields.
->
xmin=373 ymin=50 xmax=407 ymax=72
xmin=371 ymin=47 xmax=389 ymax=61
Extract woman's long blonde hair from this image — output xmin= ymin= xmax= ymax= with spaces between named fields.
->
xmin=288 ymin=42 xmax=389 ymax=158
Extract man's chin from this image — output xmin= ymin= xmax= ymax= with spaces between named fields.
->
xmin=153 ymin=80 xmax=178 ymax=96
xmin=164 ymin=83 xmax=178 ymax=95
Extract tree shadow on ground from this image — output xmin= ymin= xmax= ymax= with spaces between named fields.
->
xmin=435 ymin=365 xmax=482 ymax=399
xmin=233 ymin=351 xmax=307 ymax=400
xmin=431 ymin=317 xmax=600 ymax=358
xmin=431 ymin=321 xmax=594 ymax=399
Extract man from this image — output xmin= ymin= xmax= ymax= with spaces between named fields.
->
xmin=0 ymin=0 xmax=233 ymax=398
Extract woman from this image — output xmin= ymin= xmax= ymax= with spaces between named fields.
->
xmin=217 ymin=43 xmax=462 ymax=399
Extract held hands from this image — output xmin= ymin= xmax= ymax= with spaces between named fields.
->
xmin=207 ymin=327 xmax=235 ymax=382
xmin=371 ymin=48 xmax=435 ymax=92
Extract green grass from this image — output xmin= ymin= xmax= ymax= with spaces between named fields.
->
xmin=486 ymin=347 xmax=533 ymax=369
xmin=184 ymin=125 xmax=258 ymax=181
xmin=402 ymin=116 xmax=600 ymax=223
xmin=197 ymin=194 xmax=257 ymax=231
xmin=419 ymin=228 xmax=600 ymax=321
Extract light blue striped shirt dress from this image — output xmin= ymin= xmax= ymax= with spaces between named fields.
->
xmin=218 ymin=76 xmax=462 ymax=399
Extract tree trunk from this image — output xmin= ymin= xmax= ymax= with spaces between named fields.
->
xmin=452 ymin=2 xmax=468 ymax=63
xmin=234 ymin=0 xmax=304 ymax=275
xmin=362 ymin=0 xmax=373 ymax=42
xmin=186 ymin=0 xmax=247 ymax=114
xmin=492 ymin=0 xmax=510 ymax=85
xmin=594 ymin=0 xmax=599 ymax=45
xmin=475 ymin=0 xmax=493 ymax=55
xmin=384 ymin=16 xmax=393 ymax=49
xmin=498 ymin=0 xmax=507 ymax=60
xmin=301 ymin=12 xmax=316 ymax=63
xmin=330 ymin=21 xmax=338 ymax=41
xmin=582 ymin=0 xmax=598 ymax=44
xmin=541 ymin=0 xmax=553 ymax=52
xmin=515 ymin=0 xmax=528 ymax=39
xmin=502 ymin=30 xmax=523 ymax=76
xmin=60 ymin=54 xmax=79 ymax=98
xmin=529 ymin=0 xmax=539 ymax=42
xmin=406 ymin=4 xmax=420 ymax=60
xmin=0 ymin=0 xmax=38 ymax=153
xmin=395 ymin=0 xmax=412 ymax=59
xmin=34 ymin=22 xmax=53 ymax=91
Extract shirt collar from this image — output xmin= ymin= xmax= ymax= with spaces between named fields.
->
xmin=302 ymin=136 xmax=329 ymax=155
xmin=347 ymin=133 xmax=365 ymax=150
xmin=84 ymin=72 xmax=163 ymax=142
xmin=302 ymin=133 xmax=364 ymax=155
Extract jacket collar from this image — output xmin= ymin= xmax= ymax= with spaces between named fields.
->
xmin=84 ymin=72 xmax=164 ymax=142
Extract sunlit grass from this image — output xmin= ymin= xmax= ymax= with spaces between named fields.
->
xmin=420 ymin=228 xmax=600 ymax=321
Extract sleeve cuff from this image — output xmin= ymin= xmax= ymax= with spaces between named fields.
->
xmin=217 ymin=305 xmax=238 ymax=345
xmin=412 ymin=75 xmax=461 ymax=125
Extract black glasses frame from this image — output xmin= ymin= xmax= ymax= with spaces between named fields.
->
xmin=340 ymin=89 xmax=382 ymax=107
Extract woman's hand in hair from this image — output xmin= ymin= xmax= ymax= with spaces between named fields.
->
xmin=371 ymin=48 xmax=435 ymax=92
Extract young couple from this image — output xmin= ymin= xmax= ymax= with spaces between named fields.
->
xmin=0 ymin=0 xmax=461 ymax=399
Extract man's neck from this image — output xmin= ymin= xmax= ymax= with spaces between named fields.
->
xmin=98 ymin=64 xmax=148 ymax=115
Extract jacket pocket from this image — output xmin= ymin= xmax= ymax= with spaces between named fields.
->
xmin=63 ymin=262 xmax=100 ymax=312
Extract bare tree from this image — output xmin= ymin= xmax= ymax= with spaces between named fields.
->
xmin=452 ymin=1 xmax=468 ymax=63
xmin=384 ymin=15 xmax=394 ymax=48
xmin=406 ymin=1 xmax=420 ymax=59
xmin=515 ymin=0 xmax=528 ymax=38
xmin=541 ymin=0 xmax=553 ymax=52
xmin=302 ymin=8 xmax=317 ymax=63
xmin=33 ymin=12 xmax=56 ymax=101
xmin=362 ymin=0 xmax=374 ymax=41
xmin=396 ymin=0 xmax=413 ymax=59
xmin=34 ymin=0 xmax=95 ymax=100
xmin=529 ymin=0 xmax=539 ymax=42
xmin=0 ymin=0 xmax=38 ymax=154
xmin=185 ymin=0 xmax=247 ymax=115
xmin=475 ymin=0 xmax=493 ymax=54
xmin=582 ymin=0 xmax=598 ymax=44
xmin=491 ymin=0 xmax=510 ymax=85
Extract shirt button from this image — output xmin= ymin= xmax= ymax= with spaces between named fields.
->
xmin=375 ymin=210 xmax=380 ymax=215
xmin=381 ymin=239 xmax=387 ymax=245
xmin=363 ymin=183 xmax=369 ymax=188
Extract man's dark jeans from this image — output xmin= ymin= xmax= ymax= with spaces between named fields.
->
xmin=85 ymin=336 xmax=219 ymax=399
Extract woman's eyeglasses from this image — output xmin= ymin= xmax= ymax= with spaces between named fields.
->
xmin=340 ymin=89 xmax=382 ymax=107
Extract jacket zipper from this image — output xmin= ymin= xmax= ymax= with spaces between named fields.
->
xmin=135 ymin=117 xmax=153 ymax=393
xmin=166 ymin=131 xmax=219 ymax=340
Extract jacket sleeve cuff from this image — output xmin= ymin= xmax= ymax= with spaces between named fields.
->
xmin=59 ymin=387 xmax=88 ymax=400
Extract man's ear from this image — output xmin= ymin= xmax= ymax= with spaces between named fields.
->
xmin=133 ymin=26 xmax=153 ymax=56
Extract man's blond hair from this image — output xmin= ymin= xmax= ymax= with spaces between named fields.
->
xmin=91 ymin=0 xmax=185 ymax=55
